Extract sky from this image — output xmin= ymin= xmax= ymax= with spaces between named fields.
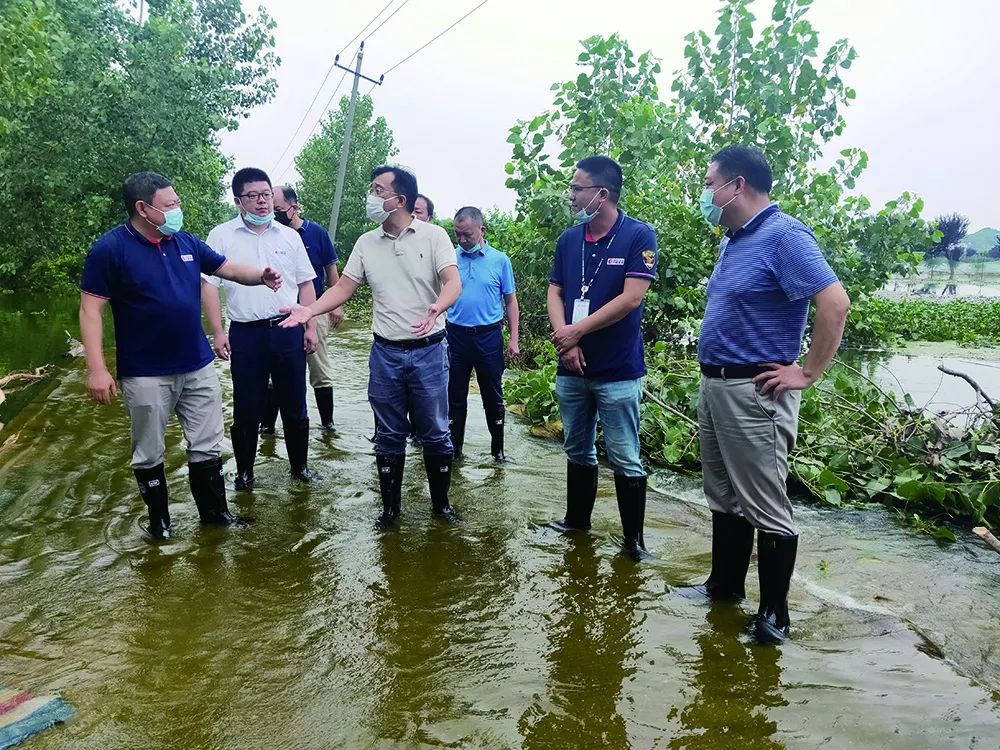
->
xmin=220 ymin=0 xmax=1000 ymax=232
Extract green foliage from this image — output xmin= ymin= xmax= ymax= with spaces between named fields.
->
xmin=850 ymin=299 xmax=1000 ymax=346
xmin=502 ymin=0 xmax=933 ymax=348
xmin=506 ymin=348 xmax=1000 ymax=533
xmin=294 ymin=95 xmax=397 ymax=260
xmin=503 ymin=351 xmax=561 ymax=426
xmin=0 ymin=0 xmax=278 ymax=293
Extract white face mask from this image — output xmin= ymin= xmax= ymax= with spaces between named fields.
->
xmin=366 ymin=193 xmax=397 ymax=224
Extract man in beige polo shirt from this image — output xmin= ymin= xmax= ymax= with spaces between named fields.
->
xmin=280 ymin=166 xmax=462 ymax=526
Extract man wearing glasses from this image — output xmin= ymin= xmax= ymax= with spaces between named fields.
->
xmin=279 ymin=166 xmax=462 ymax=527
xmin=547 ymin=156 xmax=658 ymax=561
xmin=202 ymin=168 xmax=319 ymax=491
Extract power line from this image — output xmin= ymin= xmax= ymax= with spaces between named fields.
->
xmin=380 ymin=0 xmax=490 ymax=77
xmin=269 ymin=1 xmax=398 ymax=174
xmin=363 ymin=0 xmax=413 ymax=43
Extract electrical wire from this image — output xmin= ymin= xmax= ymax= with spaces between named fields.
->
xmin=380 ymin=0 xmax=490 ymax=77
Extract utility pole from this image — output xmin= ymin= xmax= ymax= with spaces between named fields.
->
xmin=328 ymin=41 xmax=384 ymax=243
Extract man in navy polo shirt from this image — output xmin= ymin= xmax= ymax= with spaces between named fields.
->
xmin=548 ymin=156 xmax=658 ymax=560
xmin=257 ymin=184 xmax=344 ymax=434
xmin=684 ymin=145 xmax=850 ymax=646
xmin=447 ymin=206 xmax=520 ymax=462
xmin=79 ymin=171 xmax=279 ymax=540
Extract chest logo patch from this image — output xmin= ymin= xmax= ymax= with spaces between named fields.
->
xmin=641 ymin=250 xmax=656 ymax=270
xmin=607 ymin=257 xmax=625 ymax=266
xmin=180 ymin=254 xmax=194 ymax=262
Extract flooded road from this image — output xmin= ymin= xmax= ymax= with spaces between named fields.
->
xmin=2 ymin=323 xmax=1000 ymax=748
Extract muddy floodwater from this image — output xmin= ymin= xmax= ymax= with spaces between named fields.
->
xmin=2 ymin=315 xmax=1000 ymax=748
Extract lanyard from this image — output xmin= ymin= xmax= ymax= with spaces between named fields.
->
xmin=579 ymin=213 xmax=623 ymax=298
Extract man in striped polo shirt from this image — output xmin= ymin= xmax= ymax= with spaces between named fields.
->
xmin=684 ymin=146 xmax=850 ymax=645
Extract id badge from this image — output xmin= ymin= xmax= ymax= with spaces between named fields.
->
xmin=572 ymin=298 xmax=590 ymax=324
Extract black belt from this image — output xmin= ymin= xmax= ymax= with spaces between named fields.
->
xmin=700 ymin=363 xmax=786 ymax=379
xmin=446 ymin=321 xmax=502 ymax=334
xmin=373 ymin=330 xmax=446 ymax=350
xmin=230 ymin=314 xmax=291 ymax=329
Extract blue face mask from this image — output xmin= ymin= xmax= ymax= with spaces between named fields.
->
xmin=145 ymin=205 xmax=183 ymax=236
xmin=243 ymin=210 xmax=274 ymax=227
xmin=699 ymin=177 xmax=739 ymax=227
xmin=460 ymin=242 xmax=483 ymax=255
xmin=571 ymin=190 xmax=604 ymax=224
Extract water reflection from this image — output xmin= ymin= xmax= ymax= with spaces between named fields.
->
xmin=520 ymin=538 xmax=644 ymax=748
xmin=671 ymin=606 xmax=785 ymax=749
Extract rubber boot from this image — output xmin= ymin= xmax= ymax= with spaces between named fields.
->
xmin=485 ymin=405 xmax=506 ymax=462
xmin=449 ymin=409 xmax=468 ymax=461
xmin=134 ymin=464 xmax=172 ymax=540
xmin=678 ymin=512 xmax=755 ymax=601
xmin=423 ymin=453 xmax=457 ymax=521
xmin=314 ymin=387 xmax=335 ymax=432
xmin=259 ymin=386 xmax=279 ymax=435
xmin=554 ymin=461 xmax=599 ymax=531
xmin=615 ymin=474 xmax=648 ymax=561
xmin=376 ymin=453 xmax=405 ymax=527
xmin=231 ymin=423 xmax=258 ymax=491
xmin=284 ymin=419 xmax=315 ymax=482
xmin=188 ymin=458 xmax=254 ymax=527
xmin=751 ymin=531 xmax=799 ymax=645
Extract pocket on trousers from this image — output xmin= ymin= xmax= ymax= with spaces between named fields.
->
xmin=751 ymin=381 xmax=777 ymax=419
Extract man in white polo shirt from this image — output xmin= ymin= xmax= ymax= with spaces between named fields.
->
xmin=280 ymin=165 xmax=462 ymax=526
xmin=202 ymin=167 xmax=319 ymax=491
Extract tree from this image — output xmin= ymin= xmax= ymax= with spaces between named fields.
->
xmin=504 ymin=0 xmax=933 ymax=346
xmin=0 ymin=0 xmax=278 ymax=292
xmin=294 ymin=95 xmax=397 ymax=259
xmin=990 ymin=235 xmax=1000 ymax=259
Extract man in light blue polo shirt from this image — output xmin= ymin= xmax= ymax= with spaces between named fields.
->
xmin=447 ymin=206 xmax=520 ymax=461
xmin=681 ymin=145 xmax=851 ymax=646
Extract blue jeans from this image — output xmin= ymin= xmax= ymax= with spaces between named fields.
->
xmin=556 ymin=375 xmax=644 ymax=477
xmin=369 ymin=338 xmax=452 ymax=456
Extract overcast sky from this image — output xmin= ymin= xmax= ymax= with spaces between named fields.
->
xmin=220 ymin=0 xmax=999 ymax=232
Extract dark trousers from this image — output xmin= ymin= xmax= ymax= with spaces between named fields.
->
xmin=447 ymin=323 xmax=505 ymax=422
xmin=229 ymin=322 xmax=307 ymax=430
xmin=369 ymin=337 xmax=451 ymax=456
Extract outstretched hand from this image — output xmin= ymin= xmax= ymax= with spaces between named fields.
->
xmin=410 ymin=304 xmax=441 ymax=337
xmin=262 ymin=267 xmax=282 ymax=291
xmin=279 ymin=304 xmax=314 ymax=328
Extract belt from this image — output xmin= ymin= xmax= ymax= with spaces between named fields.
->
xmin=446 ymin=321 xmax=502 ymax=334
xmin=373 ymin=330 xmax=446 ymax=350
xmin=230 ymin=314 xmax=291 ymax=329
xmin=699 ymin=363 xmax=785 ymax=379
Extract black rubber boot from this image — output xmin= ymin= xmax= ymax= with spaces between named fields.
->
xmin=284 ymin=419 xmax=315 ymax=482
xmin=230 ymin=423 xmax=258 ymax=491
xmin=134 ymin=464 xmax=172 ymax=540
xmin=615 ymin=474 xmax=648 ymax=561
xmin=751 ymin=531 xmax=799 ymax=645
xmin=376 ymin=453 xmax=405 ymax=527
xmin=485 ymin=405 xmax=506 ymax=462
xmin=554 ymin=461 xmax=599 ymax=531
xmin=188 ymin=458 xmax=254 ymax=527
xmin=259 ymin=387 xmax=279 ymax=435
xmin=449 ymin=409 xmax=468 ymax=461
xmin=314 ymin=387 xmax=335 ymax=432
xmin=678 ymin=512 xmax=755 ymax=601
xmin=423 ymin=453 xmax=457 ymax=521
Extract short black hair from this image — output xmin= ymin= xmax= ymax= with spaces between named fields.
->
xmin=576 ymin=156 xmax=623 ymax=202
xmin=371 ymin=165 xmax=418 ymax=213
xmin=232 ymin=167 xmax=271 ymax=198
xmin=417 ymin=193 xmax=435 ymax=219
xmin=710 ymin=145 xmax=773 ymax=194
xmin=454 ymin=206 xmax=483 ymax=225
xmin=276 ymin=184 xmax=298 ymax=204
xmin=123 ymin=172 xmax=172 ymax=217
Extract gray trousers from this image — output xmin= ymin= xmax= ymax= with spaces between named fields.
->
xmin=120 ymin=363 xmax=225 ymax=470
xmin=697 ymin=376 xmax=801 ymax=536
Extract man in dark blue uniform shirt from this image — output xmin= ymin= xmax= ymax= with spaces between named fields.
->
xmin=258 ymin=185 xmax=344 ymax=433
xmin=80 ymin=171 xmax=279 ymax=540
xmin=547 ymin=156 xmax=658 ymax=560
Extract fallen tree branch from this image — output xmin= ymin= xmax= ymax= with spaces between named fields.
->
xmin=0 ymin=365 xmax=50 ymax=388
xmin=937 ymin=365 xmax=996 ymax=409
xmin=973 ymin=527 xmax=1000 ymax=556
xmin=642 ymin=386 xmax=698 ymax=427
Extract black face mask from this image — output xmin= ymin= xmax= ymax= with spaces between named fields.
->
xmin=275 ymin=208 xmax=292 ymax=226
